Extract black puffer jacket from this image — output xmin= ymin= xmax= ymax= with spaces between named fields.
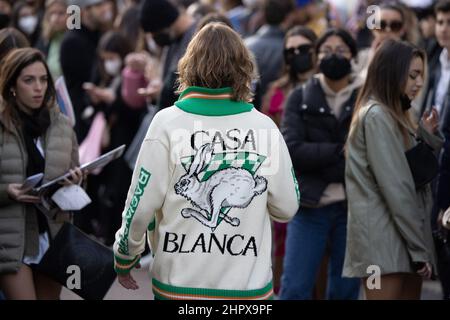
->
xmin=281 ymin=76 xmax=359 ymax=207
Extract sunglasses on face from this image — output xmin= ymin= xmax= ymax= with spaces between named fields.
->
xmin=284 ymin=44 xmax=312 ymax=59
xmin=379 ymin=20 xmax=404 ymax=32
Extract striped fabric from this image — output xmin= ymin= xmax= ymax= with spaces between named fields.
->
xmin=182 ymin=92 xmax=233 ymax=100
xmin=114 ymin=255 xmax=140 ymax=274
xmin=174 ymin=86 xmax=253 ymax=116
xmin=152 ymin=278 xmax=274 ymax=300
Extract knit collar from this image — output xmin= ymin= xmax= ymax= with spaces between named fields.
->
xmin=174 ymin=86 xmax=253 ymax=116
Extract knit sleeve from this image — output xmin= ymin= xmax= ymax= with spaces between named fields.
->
xmin=113 ymin=137 xmax=171 ymax=274
xmin=266 ymin=131 xmax=300 ymax=223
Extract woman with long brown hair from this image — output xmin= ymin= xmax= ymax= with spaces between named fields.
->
xmin=0 ymin=48 xmax=82 ymax=299
xmin=344 ymin=39 xmax=442 ymax=299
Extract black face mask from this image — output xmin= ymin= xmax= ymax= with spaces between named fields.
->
xmin=319 ymin=54 xmax=351 ymax=80
xmin=400 ymin=94 xmax=412 ymax=111
xmin=152 ymin=31 xmax=175 ymax=47
xmin=285 ymin=45 xmax=314 ymax=75
xmin=288 ymin=53 xmax=314 ymax=75
xmin=0 ymin=13 xmax=10 ymax=29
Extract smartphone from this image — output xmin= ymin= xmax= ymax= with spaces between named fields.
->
xmin=22 ymin=173 xmax=44 ymax=189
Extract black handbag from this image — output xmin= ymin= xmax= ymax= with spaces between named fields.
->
xmin=363 ymin=105 xmax=439 ymax=190
xmin=433 ymin=227 xmax=450 ymax=264
xmin=404 ymin=136 xmax=439 ymax=189
xmin=33 ymin=222 xmax=117 ymax=300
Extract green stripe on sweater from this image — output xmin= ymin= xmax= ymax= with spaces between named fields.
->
xmin=114 ymin=255 xmax=140 ymax=274
xmin=118 ymin=167 xmax=151 ymax=255
xmin=152 ymin=278 xmax=273 ymax=299
xmin=175 ymin=86 xmax=253 ymax=116
xmin=291 ymin=167 xmax=300 ymax=204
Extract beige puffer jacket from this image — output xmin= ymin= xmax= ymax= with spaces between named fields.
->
xmin=0 ymin=106 xmax=79 ymax=274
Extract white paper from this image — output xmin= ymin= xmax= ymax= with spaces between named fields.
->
xmin=51 ymin=185 xmax=92 ymax=211
xmin=22 ymin=173 xmax=44 ymax=189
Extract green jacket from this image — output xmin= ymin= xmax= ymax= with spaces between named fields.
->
xmin=0 ymin=106 xmax=79 ymax=274
xmin=343 ymin=102 xmax=443 ymax=277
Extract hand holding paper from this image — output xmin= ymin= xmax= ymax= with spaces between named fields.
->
xmin=51 ymin=185 xmax=92 ymax=211
xmin=59 ymin=167 xmax=85 ymax=186
xmin=7 ymin=183 xmax=41 ymax=204
xmin=32 ymin=145 xmax=126 ymax=216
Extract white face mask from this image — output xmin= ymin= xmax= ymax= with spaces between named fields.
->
xmin=19 ymin=15 xmax=38 ymax=35
xmin=242 ymin=0 xmax=260 ymax=9
xmin=104 ymin=59 xmax=122 ymax=76
xmin=103 ymin=10 xmax=113 ymax=23
xmin=146 ymin=36 xmax=158 ymax=53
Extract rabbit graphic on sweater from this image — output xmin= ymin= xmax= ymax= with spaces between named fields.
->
xmin=174 ymin=143 xmax=267 ymax=231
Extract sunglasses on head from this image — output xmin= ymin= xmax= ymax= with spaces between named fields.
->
xmin=284 ymin=44 xmax=312 ymax=59
xmin=379 ymin=20 xmax=403 ymax=32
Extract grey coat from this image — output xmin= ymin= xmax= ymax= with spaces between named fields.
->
xmin=245 ymin=25 xmax=285 ymax=96
xmin=343 ymin=102 xmax=443 ymax=277
xmin=0 ymin=106 xmax=79 ymax=274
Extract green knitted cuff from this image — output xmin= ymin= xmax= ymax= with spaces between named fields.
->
xmin=114 ymin=255 xmax=140 ymax=275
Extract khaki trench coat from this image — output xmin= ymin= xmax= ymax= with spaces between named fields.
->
xmin=343 ymin=102 xmax=443 ymax=277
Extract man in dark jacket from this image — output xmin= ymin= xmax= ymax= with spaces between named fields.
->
xmin=418 ymin=5 xmax=442 ymax=71
xmin=140 ymin=0 xmax=197 ymax=109
xmin=436 ymin=89 xmax=450 ymax=301
xmin=60 ymin=0 xmax=109 ymax=142
xmin=438 ymin=104 xmax=450 ymax=212
xmin=245 ymin=0 xmax=294 ymax=98
xmin=420 ymin=0 xmax=450 ymax=299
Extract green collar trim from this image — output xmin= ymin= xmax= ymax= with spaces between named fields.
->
xmin=175 ymin=86 xmax=254 ymax=116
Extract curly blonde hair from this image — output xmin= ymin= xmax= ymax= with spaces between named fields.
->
xmin=177 ymin=22 xmax=254 ymax=102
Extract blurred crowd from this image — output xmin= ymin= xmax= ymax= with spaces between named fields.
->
xmin=0 ymin=0 xmax=449 ymax=300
